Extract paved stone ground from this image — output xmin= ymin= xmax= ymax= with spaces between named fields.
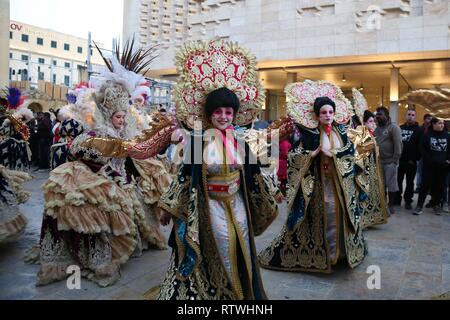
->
xmin=1 ymin=168 xmax=450 ymax=300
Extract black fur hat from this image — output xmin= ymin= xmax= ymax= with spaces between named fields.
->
xmin=204 ymin=87 xmax=240 ymax=118
xmin=313 ymin=97 xmax=336 ymax=116
xmin=363 ymin=110 xmax=374 ymax=123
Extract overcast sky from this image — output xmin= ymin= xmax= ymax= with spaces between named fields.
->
xmin=10 ymin=0 xmax=124 ymax=49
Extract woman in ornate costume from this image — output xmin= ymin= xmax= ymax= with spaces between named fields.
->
xmin=0 ymin=88 xmax=32 ymax=172
xmin=348 ymin=88 xmax=388 ymax=228
xmin=148 ymin=39 xmax=283 ymax=300
xmin=32 ymin=43 xmax=174 ymax=286
xmin=98 ymin=40 xmax=172 ymax=251
xmin=258 ymin=80 xmax=367 ymax=273
xmin=0 ymin=164 xmax=32 ymax=244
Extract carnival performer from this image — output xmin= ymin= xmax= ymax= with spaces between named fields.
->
xmin=0 ymin=164 xmax=32 ymax=244
xmin=348 ymin=88 xmax=388 ymax=228
xmin=32 ymin=49 xmax=175 ymax=286
xmin=144 ymin=39 xmax=283 ymax=300
xmin=0 ymin=88 xmax=32 ymax=171
xmin=50 ymin=108 xmax=84 ymax=169
xmin=97 ymin=40 xmax=171 ymax=250
xmin=258 ymin=80 xmax=367 ymax=273
xmin=49 ymin=83 xmax=89 ymax=169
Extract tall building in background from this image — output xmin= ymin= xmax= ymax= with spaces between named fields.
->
xmin=0 ymin=0 xmax=10 ymax=88
xmin=123 ymin=0 xmax=450 ymax=122
xmin=9 ymin=20 xmax=105 ymax=88
xmin=123 ymin=0 xmax=200 ymax=52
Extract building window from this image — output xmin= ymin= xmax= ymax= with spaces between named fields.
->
xmin=9 ymin=68 xmax=12 ymax=80
xmin=38 ymin=72 xmax=45 ymax=81
xmin=64 ymin=62 xmax=71 ymax=68
xmin=9 ymin=31 xmax=12 ymax=39
xmin=21 ymin=34 xmax=29 ymax=42
xmin=37 ymin=37 xmax=44 ymax=45
xmin=51 ymin=40 xmax=57 ymax=48
xmin=52 ymin=74 xmax=56 ymax=84
xmin=64 ymin=75 xmax=70 ymax=86
xmin=64 ymin=43 xmax=70 ymax=51
xmin=21 ymin=69 xmax=28 ymax=81
xmin=9 ymin=53 xmax=12 ymax=59
xmin=77 ymin=46 xmax=83 ymax=54
xmin=38 ymin=58 xmax=45 ymax=64
xmin=52 ymin=60 xmax=57 ymax=66
xmin=21 ymin=55 xmax=29 ymax=61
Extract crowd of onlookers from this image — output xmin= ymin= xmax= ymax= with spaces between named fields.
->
xmin=374 ymin=108 xmax=450 ymax=216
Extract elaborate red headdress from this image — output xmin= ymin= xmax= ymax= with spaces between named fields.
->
xmin=174 ymin=39 xmax=265 ymax=130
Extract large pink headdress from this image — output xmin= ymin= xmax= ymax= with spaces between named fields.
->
xmin=285 ymin=80 xmax=351 ymax=129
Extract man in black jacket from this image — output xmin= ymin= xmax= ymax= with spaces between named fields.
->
xmin=396 ymin=109 xmax=421 ymax=209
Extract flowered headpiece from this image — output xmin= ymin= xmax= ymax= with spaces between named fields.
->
xmin=352 ymin=88 xmax=369 ymax=124
xmin=285 ymin=80 xmax=351 ymax=129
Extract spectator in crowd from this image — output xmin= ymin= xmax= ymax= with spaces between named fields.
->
xmin=415 ymin=113 xmax=433 ymax=193
xmin=396 ymin=109 xmax=421 ymax=209
xmin=374 ymin=106 xmax=403 ymax=215
xmin=37 ymin=112 xmax=53 ymax=170
xmin=413 ymin=117 xmax=450 ymax=216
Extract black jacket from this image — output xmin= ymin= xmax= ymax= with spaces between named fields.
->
xmin=400 ymin=123 xmax=421 ymax=162
xmin=421 ymin=129 xmax=450 ymax=167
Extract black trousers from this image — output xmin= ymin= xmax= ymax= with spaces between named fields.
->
xmin=417 ymin=163 xmax=446 ymax=207
xmin=38 ymin=137 xmax=52 ymax=169
xmin=396 ymin=160 xmax=417 ymax=204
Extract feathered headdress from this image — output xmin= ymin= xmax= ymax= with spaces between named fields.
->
xmin=94 ymin=38 xmax=157 ymax=102
xmin=6 ymin=87 xmax=27 ymax=110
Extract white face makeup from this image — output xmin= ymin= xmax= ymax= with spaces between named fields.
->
xmin=365 ymin=117 xmax=376 ymax=131
xmin=211 ymin=107 xmax=234 ymax=131
xmin=318 ymin=105 xmax=334 ymax=125
xmin=111 ymin=111 xmax=126 ymax=130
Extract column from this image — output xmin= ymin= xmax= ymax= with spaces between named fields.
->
xmin=390 ymin=67 xmax=399 ymax=124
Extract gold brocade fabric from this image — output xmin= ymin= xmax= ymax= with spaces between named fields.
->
xmin=348 ymin=126 xmax=376 ymax=157
xmin=79 ymin=136 xmax=132 ymax=158
xmin=258 ymin=143 xmax=366 ymax=273
xmin=78 ymin=112 xmax=176 ymax=160
xmin=349 ymin=126 xmax=388 ymax=228
xmin=154 ymin=140 xmax=279 ymax=300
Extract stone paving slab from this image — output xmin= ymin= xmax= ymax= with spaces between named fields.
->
xmin=1 ymin=169 xmax=450 ymax=300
